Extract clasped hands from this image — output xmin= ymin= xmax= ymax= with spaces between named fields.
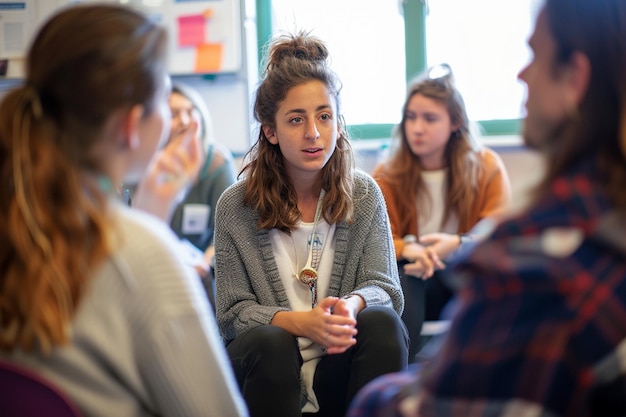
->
xmin=402 ymin=232 xmax=461 ymax=279
xmin=308 ymin=296 xmax=360 ymax=355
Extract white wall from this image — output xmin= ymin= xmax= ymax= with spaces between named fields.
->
xmin=496 ymin=146 xmax=544 ymax=212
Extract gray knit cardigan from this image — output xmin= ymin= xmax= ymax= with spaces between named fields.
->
xmin=214 ymin=170 xmax=403 ymax=343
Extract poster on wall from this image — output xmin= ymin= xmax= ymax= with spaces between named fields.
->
xmin=0 ymin=0 xmax=242 ymax=78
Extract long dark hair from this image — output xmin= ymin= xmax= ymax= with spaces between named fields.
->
xmin=0 ymin=4 xmax=168 ymax=352
xmin=539 ymin=0 xmax=626 ymax=210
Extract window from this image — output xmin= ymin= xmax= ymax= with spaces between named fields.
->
xmin=267 ymin=0 xmax=406 ymax=138
xmin=426 ymin=0 xmax=541 ymax=134
xmin=257 ymin=0 xmax=541 ymax=140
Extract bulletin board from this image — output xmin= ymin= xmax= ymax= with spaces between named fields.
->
xmin=131 ymin=0 xmax=243 ymax=75
xmin=0 ymin=0 xmax=242 ymax=78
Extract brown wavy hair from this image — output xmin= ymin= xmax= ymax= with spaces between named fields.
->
xmin=0 ymin=4 xmax=167 ymax=352
xmin=379 ymin=64 xmax=483 ymax=232
xmin=535 ymin=0 xmax=626 ymax=210
xmin=241 ymin=31 xmax=355 ymax=232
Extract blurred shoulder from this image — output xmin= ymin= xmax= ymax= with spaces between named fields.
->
xmin=108 ymin=203 xmax=196 ymax=283
xmin=113 ymin=203 xmax=181 ymax=250
xmin=206 ymin=142 xmax=235 ymax=169
xmin=477 ymin=146 xmax=506 ymax=170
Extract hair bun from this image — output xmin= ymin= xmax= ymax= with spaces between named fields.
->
xmin=265 ymin=31 xmax=329 ymax=71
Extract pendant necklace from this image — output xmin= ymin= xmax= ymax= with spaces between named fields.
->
xmin=297 ymin=189 xmax=326 ymax=307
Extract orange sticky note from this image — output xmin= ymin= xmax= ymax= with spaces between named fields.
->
xmin=177 ymin=14 xmax=206 ymax=47
xmin=195 ymin=43 xmax=223 ymax=73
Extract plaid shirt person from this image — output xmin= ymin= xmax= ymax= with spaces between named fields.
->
xmin=349 ymin=160 xmax=626 ymax=417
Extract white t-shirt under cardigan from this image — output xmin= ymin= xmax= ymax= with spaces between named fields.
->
xmin=270 ymin=219 xmax=337 ymax=411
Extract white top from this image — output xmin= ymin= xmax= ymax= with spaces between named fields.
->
xmin=269 ymin=219 xmax=337 ymax=413
xmin=418 ymin=169 xmax=459 ymax=235
xmin=2 ymin=202 xmax=248 ymax=417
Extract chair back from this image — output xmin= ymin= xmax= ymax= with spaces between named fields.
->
xmin=0 ymin=359 xmax=83 ymax=417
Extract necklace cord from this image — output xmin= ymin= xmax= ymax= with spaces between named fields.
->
xmin=297 ymin=189 xmax=326 ymax=307
xmin=303 ymin=189 xmax=326 ymax=270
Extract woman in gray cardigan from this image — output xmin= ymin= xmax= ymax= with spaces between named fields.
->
xmin=214 ymin=31 xmax=408 ymax=417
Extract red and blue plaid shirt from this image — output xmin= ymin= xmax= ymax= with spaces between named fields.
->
xmin=349 ymin=161 xmax=626 ymax=417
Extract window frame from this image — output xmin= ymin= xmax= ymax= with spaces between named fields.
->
xmin=254 ymin=0 xmax=521 ymax=140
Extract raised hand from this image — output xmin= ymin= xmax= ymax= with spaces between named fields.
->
xmin=132 ymin=120 xmax=204 ymax=221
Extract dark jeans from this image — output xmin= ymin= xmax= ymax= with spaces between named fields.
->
xmin=226 ymin=306 xmax=409 ymax=417
xmin=399 ymin=260 xmax=454 ymax=362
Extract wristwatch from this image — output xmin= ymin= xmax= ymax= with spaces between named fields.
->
xmin=403 ymin=234 xmax=417 ymax=244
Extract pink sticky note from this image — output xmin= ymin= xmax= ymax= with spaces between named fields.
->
xmin=177 ymin=14 xmax=206 ymax=47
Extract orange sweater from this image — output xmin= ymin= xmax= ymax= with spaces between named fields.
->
xmin=372 ymin=147 xmax=512 ymax=260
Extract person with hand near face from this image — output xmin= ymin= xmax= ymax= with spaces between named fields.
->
xmin=372 ymin=65 xmax=512 ymax=362
xmin=349 ymin=0 xmax=626 ymax=416
xmin=127 ymin=82 xmax=237 ymax=290
xmin=214 ymin=31 xmax=408 ymax=417
xmin=131 ymin=106 xmax=204 ymax=223
xmin=126 ymin=82 xmax=237 ymax=310
xmin=0 ymin=4 xmax=247 ymax=417
xmin=165 ymin=82 xmax=237 ymax=281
